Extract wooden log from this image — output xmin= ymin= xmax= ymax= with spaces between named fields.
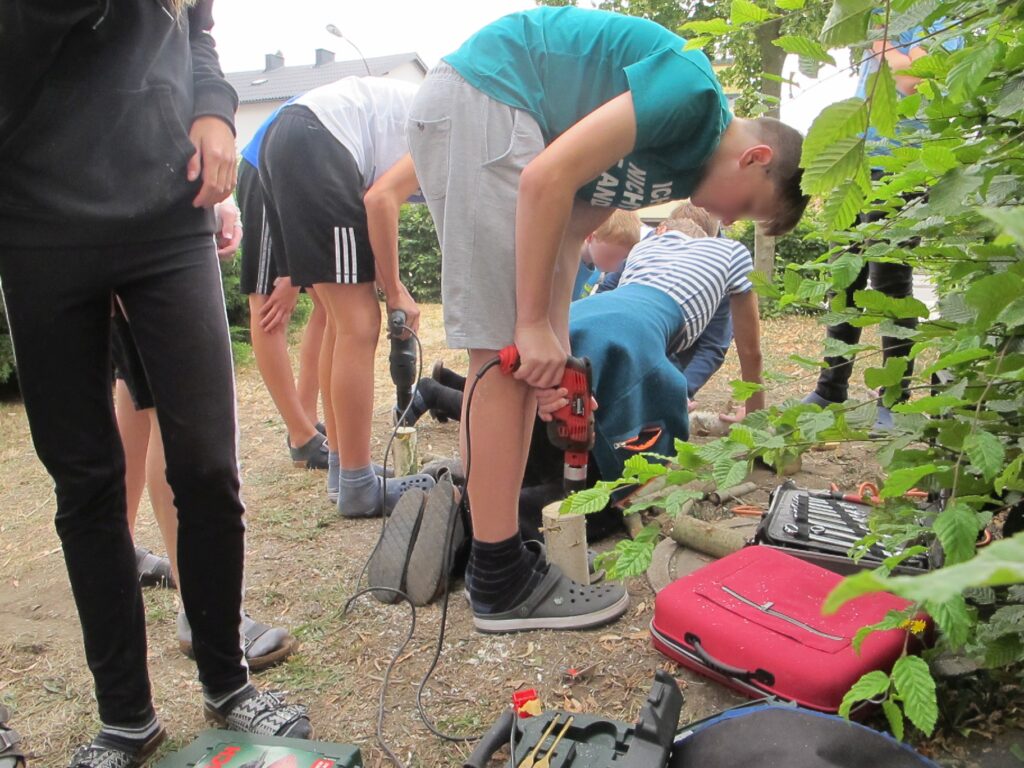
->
xmin=391 ymin=426 xmax=418 ymax=477
xmin=622 ymin=512 xmax=645 ymax=539
xmin=542 ymin=501 xmax=590 ymax=585
xmin=670 ymin=515 xmax=749 ymax=559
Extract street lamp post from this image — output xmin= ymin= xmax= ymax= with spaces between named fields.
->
xmin=326 ymin=24 xmax=371 ymax=76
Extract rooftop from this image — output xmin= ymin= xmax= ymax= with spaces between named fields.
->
xmin=226 ymin=51 xmax=428 ymax=104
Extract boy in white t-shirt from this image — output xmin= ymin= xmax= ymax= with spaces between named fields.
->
xmin=259 ymin=77 xmax=435 ymax=517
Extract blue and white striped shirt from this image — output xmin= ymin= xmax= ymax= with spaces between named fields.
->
xmin=618 ymin=231 xmax=753 ymax=352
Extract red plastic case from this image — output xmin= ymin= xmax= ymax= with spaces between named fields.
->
xmin=650 ymin=547 xmax=926 ymax=713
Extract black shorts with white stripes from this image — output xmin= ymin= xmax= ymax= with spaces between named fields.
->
xmin=258 ymin=105 xmax=375 ymax=288
xmin=237 ymin=157 xmax=279 ymax=295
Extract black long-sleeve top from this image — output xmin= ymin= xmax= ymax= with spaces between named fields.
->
xmin=0 ymin=0 xmax=238 ymax=247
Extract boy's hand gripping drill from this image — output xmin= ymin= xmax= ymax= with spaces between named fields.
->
xmin=499 ymin=345 xmax=595 ymax=494
xmin=389 ymin=310 xmax=417 ymax=426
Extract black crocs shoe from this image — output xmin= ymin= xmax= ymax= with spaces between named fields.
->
xmin=204 ymin=686 xmax=311 ymax=740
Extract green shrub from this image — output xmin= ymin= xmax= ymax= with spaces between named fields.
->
xmin=727 ymin=214 xmax=831 ymax=317
xmin=0 ymin=302 xmax=14 ymax=385
xmin=398 ymin=204 xmax=442 ymax=302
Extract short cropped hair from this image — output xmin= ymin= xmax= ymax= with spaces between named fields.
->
xmin=591 ymin=210 xmax=642 ymax=248
xmin=668 ymin=202 xmax=719 ymax=237
xmin=660 ymin=218 xmax=707 ymax=239
xmin=752 ymin=117 xmax=809 ymax=236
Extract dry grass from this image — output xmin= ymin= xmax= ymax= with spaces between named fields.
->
xmin=0 ymin=305 xmax=984 ymax=767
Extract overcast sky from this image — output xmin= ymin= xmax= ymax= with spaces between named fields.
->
xmin=210 ymin=0 xmax=856 ymax=133
xmin=212 ymin=0 xmax=537 ymax=73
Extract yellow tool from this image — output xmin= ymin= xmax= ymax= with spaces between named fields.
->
xmin=517 ymin=715 xmax=560 ymax=768
xmin=534 ymin=715 xmax=574 ymax=768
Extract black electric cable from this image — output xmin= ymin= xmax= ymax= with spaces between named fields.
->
xmin=343 ymin=318 xmax=423 ymax=768
xmin=413 ymin=357 xmax=502 ymax=743
xmin=347 ymin=347 xmax=507 ymax=761
xmin=343 ymin=587 xmax=417 ymax=768
xmin=352 ymin=321 xmax=424 ymax=594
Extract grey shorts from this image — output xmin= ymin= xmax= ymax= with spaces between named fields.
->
xmin=407 ymin=62 xmax=545 ymax=350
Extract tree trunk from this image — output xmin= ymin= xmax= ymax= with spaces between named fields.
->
xmin=752 ymin=19 xmax=785 ymax=276
xmin=753 ymin=222 xmax=776 ymax=279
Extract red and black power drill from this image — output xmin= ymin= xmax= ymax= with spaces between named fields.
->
xmin=498 ymin=345 xmax=595 ymax=495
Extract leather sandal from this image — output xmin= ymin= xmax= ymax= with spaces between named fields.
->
xmin=178 ymin=613 xmax=299 ymax=672
xmin=0 ymin=706 xmax=25 ymax=768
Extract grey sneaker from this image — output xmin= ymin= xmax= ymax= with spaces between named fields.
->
xmin=288 ymin=432 xmax=329 ymax=470
xmin=135 ymin=546 xmax=175 ymax=589
xmin=204 ymin=685 xmax=311 ymax=739
xmin=178 ymin=611 xmax=298 ymax=672
xmin=871 ymin=404 xmax=895 ymax=434
xmin=472 ymin=559 xmax=629 ymax=633
xmin=801 ymin=391 xmax=837 ymax=407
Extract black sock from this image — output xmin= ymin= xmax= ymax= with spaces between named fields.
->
xmin=466 ymin=533 xmax=543 ymax=615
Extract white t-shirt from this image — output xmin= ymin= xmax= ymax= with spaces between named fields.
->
xmin=619 ymin=230 xmax=753 ymax=352
xmin=296 ymin=76 xmax=418 ymax=189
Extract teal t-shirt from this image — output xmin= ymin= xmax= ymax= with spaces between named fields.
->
xmin=444 ymin=6 xmax=732 ymax=210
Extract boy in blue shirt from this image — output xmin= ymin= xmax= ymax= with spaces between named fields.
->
xmin=407 ymin=6 xmax=807 ymax=633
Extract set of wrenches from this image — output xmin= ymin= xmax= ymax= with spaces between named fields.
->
xmin=780 ymin=495 xmax=889 ymax=556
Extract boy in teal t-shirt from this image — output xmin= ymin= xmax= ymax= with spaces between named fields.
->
xmin=407 ymin=6 xmax=808 ymax=634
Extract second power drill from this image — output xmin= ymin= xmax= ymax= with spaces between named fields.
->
xmin=498 ymin=345 xmax=595 ymax=494
xmin=389 ymin=310 xmax=418 ymax=426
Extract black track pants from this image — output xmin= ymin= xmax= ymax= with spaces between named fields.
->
xmin=0 ymin=236 xmax=248 ymax=725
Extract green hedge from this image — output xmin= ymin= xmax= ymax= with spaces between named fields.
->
xmin=399 ymin=204 xmax=442 ymax=302
xmin=727 ymin=214 xmax=831 ymax=316
xmin=0 ymin=302 xmax=14 ymax=386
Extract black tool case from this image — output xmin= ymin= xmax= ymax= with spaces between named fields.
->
xmin=753 ymin=480 xmax=933 ymax=574
xmin=463 ymin=671 xmax=682 ymax=768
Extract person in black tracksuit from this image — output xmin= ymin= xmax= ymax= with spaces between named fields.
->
xmin=0 ymin=3 xmax=310 ymax=766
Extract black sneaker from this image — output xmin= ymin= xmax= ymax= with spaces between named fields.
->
xmin=204 ymin=686 xmax=311 ymax=739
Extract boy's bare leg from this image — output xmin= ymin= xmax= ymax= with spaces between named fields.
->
xmin=461 ymin=349 xmax=535 ymax=542
xmin=317 ymin=282 xmax=380 ymax=469
xmin=115 ymin=380 xmax=150 ymax=535
xmin=315 ymin=294 xmax=337 ymax=453
xmin=248 ymin=293 xmax=319 ymax=448
xmin=144 ymin=412 xmax=180 ymax=586
xmin=297 ymin=291 xmax=326 ymax=425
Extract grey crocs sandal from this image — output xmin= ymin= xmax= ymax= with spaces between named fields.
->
xmin=367 ymin=487 xmax=427 ymax=603
xmin=135 ymin=546 xmax=175 ymax=589
xmin=404 ymin=471 xmax=465 ymax=606
xmin=0 ymin=706 xmax=25 ymax=768
xmin=288 ymin=432 xmax=329 ymax=470
xmin=178 ymin=613 xmax=299 ymax=672
xmin=472 ymin=560 xmax=629 ymax=633
xmin=337 ymin=473 xmax=435 ymax=519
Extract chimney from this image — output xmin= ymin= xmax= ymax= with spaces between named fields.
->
xmin=264 ymin=51 xmax=284 ymax=72
xmin=314 ymin=48 xmax=335 ymax=67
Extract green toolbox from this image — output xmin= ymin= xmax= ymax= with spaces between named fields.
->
xmin=153 ymin=730 xmax=362 ymax=768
